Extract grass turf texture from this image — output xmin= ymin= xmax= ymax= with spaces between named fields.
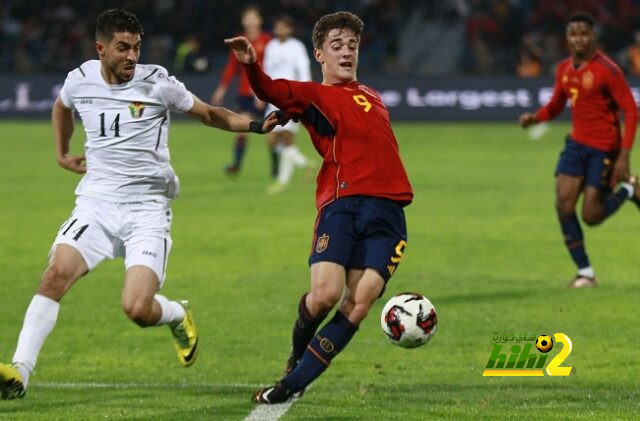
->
xmin=1 ymin=121 xmax=639 ymax=420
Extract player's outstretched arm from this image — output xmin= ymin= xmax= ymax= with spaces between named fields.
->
xmin=52 ymin=96 xmax=86 ymax=174
xmin=224 ymin=36 xmax=257 ymax=65
xmin=187 ymin=95 xmax=285 ymax=133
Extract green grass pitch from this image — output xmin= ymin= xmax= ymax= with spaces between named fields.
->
xmin=1 ymin=120 xmax=639 ymax=419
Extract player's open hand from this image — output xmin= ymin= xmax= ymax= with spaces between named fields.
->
xmin=262 ymin=110 xmax=289 ymax=133
xmin=224 ymin=36 xmax=257 ymax=64
xmin=519 ymin=113 xmax=537 ymax=128
xmin=58 ymin=154 xmax=87 ymax=174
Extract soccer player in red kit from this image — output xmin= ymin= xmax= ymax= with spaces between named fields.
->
xmin=226 ymin=12 xmax=413 ymax=403
xmin=520 ymin=12 xmax=640 ymax=288
xmin=211 ymin=5 xmax=273 ymax=176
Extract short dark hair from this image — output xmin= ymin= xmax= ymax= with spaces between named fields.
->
xmin=566 ymin=11 xmax=596 ymax=28
xmin=274 ymin=14 xmax=295 ymax=29
xmin=95 ymin=9 xmax=143 ymax=41
xmin=241 ymin=4 xmax=261 ymax=18
xmin=312 ymin=12 xmax=364 ymax=49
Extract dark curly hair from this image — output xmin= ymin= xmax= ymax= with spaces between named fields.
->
xmin=312 ymin=12 xmax=364 ymax=49
xmin=566 ymin=11 xmax=596 ymax=29
xmin=95 ymin=9 xmax=144 ymax=41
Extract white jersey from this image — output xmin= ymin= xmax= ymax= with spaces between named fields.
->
xmin=59 ymin=60 xmax=194 ymax=202
xmin=263 ymin=37 xmax=311 ymax=118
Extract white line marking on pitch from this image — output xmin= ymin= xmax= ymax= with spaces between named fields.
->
xmin=243 ymin=388 xmax=309 ymax=421
xmin=244 ymin=399 xmax=298 ymax=421
xmin=31 ymin=381 xmax=261 ymax=389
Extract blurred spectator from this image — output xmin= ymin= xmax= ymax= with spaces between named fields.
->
xmin=174 ymin=35 xmax=208 ymax=73
xmin=517 ymin=33 xmax=542 ymax=78
xmin=2 ymin=0 xmax=640 ymax=76
xmin=621 ymin=30 xmax=640 ymax=76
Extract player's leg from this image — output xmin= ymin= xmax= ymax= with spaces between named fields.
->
xmin=265 ymin=131 xmax=280 ymax=180
xmin=283 ymin=261 xmax=344 ymax=375
xmin=2 ymin=197 xmax=116 ymax=399
xmin=253 ymin=261 xmax=345 ymax=404
xmin=122 ymin=205 xmax=197 ymax=367
xmin=278 ymin=268 xmax=381 ymax=393
xmin=268 ymin=131 xmax=280 ymax=179
xmin=556 ymin=174 xmax=595 ymax=286
xmin=1 ymin=245 xmax=88 ymax=399
xmin=580 ymin=151 xmax=635 ymax=226
xmin=581 ymin=185 xmax=632 ymax=226
xmin=225 ymin=100 xmax=254 ymax=174
xmin=268 ymin=130 xmax=296 ymax=193
xmin=277 ymin=197 xmax=405 ymax=395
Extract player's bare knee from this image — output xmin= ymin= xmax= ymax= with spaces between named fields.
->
xmin=38 ymin=263 xmax=72 ymax=300
xmin=581 ymin=211 xmax=603 ymax=226
xmin=123 ymin=298 xmax=154 ymax=327
xmin=308 ymin=289 xmax=341 ymax=314
xmin=555 ymin=198 xmax=575 ymax=216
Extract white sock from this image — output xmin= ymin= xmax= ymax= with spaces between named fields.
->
xmin=154 ymin=294 xmax=186 ymax=326
xmin=619 ymin=182 xmax=634 ymax=199
xmin=278 ymin=145 xmax=297 ymax=185
xmin=289 ymin=145 xmax=308 ymax=167
xmin=578 ymin=266 xmax=595 ymax=279
xmin=12 ymin=294 xmax=60 ymax=387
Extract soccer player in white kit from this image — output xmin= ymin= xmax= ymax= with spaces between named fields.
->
xmin=263 ymin=15 xmax=315 ymax=194
xmin=0 ymin=9 xmax=283 ymax=400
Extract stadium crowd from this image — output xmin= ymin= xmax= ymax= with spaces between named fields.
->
xmin=2 ymin=0 xmax=640 ymax=76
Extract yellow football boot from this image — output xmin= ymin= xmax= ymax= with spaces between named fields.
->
xmin=0 ymin=363 xmax=26 ymax=400
xmin=170 ymin=301 xmax=198 ymax=367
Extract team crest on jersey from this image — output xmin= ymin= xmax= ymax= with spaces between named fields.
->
xmin=562 ymin=75 xmax=568 ymax=84
xmin=129 ymin=102 xmax=145 ymax=118
xmin=316 ymin=234 xmax=330 ymax=253
xmin=582 ymin=71 xmax=594 ymax=90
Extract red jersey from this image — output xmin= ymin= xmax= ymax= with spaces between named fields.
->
xmin=536 ymin=50 xmax=637 ymax=151
xmin=244 ymin=62 xmax=413 ymax=209
xmin=218 ymin=33 xmax=271 ymax=96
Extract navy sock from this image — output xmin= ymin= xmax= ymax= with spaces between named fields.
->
xmin=559 ymin=213 xmax=590 ymax=269
xmin=291 ymin=294 xmax=327 ymax=364
xmin=232 ymin=135 xmax=247 ymax=168
xmin=270 ymin=148 xmax=279 ymax=178
xmin=281 ymin=310 xmax=358 ymax=393
xmin=603 ymin=187 xmax=630 ymax=218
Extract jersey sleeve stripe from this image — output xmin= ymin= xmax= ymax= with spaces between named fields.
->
xmin=143 ymin=68 xmax=159 ymax=80
xmin=78 ymin=66 xmax=86 ymax=77
xmin=155 ymin=116 xmax=167 ymax=151
xmin=595 ymin=54 xmax=622 ymax=76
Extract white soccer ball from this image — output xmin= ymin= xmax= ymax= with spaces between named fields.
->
xmin=380 ymin=292 xmax=438 ymax=348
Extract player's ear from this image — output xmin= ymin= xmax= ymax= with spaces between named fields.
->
xmin=96 ymin=41 xmax=105 ymax=57
xmin=313 ymin=48 xmax=324 ymax=65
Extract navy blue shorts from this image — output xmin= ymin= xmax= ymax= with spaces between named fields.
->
xmin=309 ymin=196 xmax=408 ymax=283
xmin=555 ymin=137 xmax=618 ymax=189
xmin=236 ymin=95 xmax=261 ymax=116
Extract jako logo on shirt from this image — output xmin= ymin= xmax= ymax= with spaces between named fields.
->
xmin=129 ymin=102 xmax=145 ymax=118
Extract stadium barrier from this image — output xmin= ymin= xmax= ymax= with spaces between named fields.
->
xmin=2 ymin=75 xmax=640 ymax=120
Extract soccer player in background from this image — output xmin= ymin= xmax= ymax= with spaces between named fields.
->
xmin=226 ymin=11 xmax=413 ymax=403
xmin=0 ymin=9 xmax=282 ymax=400
xmin=263 ymin=14 xmax=314 ymax=194
xmin=519 ymin=12 xmax=640 ymax=288
xmin=210 ymin=5 xmax=273 ymax=176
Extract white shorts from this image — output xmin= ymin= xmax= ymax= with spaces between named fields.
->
xmin=51 ymin=196 xmax=173 ymax=286
xmin=265 ymin=103 xmax=299 ymax=134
